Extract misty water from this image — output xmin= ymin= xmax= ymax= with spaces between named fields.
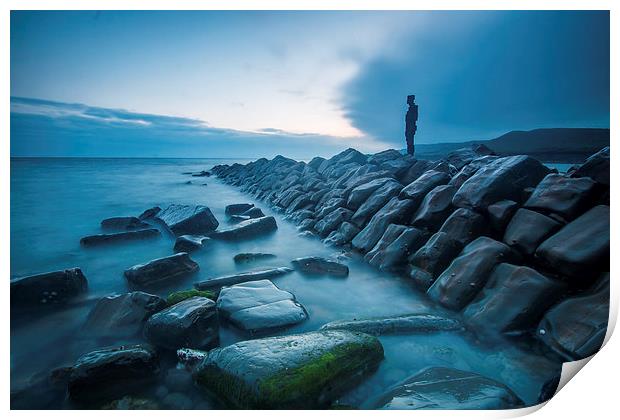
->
xmin=10 ymin=158 xmax=563 ymax=409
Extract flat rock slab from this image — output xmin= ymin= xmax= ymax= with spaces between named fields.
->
xmin=225 ymin=203 xmax=254 ymax=215
xmin=124 ymin=252 xmax=199 ymax=287
xmin=173 ymin=235 xmax=209 ymax=253
xmin=320 ymin=313 xmax=462 ymax=335
xmin=375 ymin=367 xmax=524 ymax=409
xmin=233 ymin=252 xmax=277 ymax=263
xmin=100 ymin=216 xmax=149 ymax=231
xmin=138 ymin=206 xmax=161 ymax=220
xmin=156 ymin=204 xmax=219 ymax=236
xmin=195 ymin=266 xmax=293 ymax=290
xmin=210 ymin=216 xmax=277 ymax=240
xmin=67 ymin=344 xmax=160 ymax=403
xmin=144 ymin=296 xmax=218 ymax=350
xmin=194 ymin=330 xmax=384 ymax=409
xmin=217 ymin=280 xmax=307 ymax=333
xmin=291 ymin=256 xmax=349 ymax=277
xmin=11 ymin=268 xmax=88 ymax=308
xmin=80 ymin=228 xmax=160 ymax=246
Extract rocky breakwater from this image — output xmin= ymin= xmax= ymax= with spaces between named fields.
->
xmin=211 ymin=145 xmax=610 ymax=363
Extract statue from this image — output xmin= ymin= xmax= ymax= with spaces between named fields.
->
xmin=405 ymin=94 xmax=418 ymax=155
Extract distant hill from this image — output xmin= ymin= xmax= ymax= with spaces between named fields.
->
xmin=414 ymin=128 xmax=610 ymax=163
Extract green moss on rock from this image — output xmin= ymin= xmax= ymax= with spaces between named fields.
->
xmin=166 ymin=289 xmax=215 ymax=306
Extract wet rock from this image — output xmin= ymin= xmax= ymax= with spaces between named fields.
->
xmin=233 ymin=252 xmax=277 ymax=264
xmin=538 ymin=274 xmax=609 ymax=360
xmin=298 ymin=218 xmax=316 ymax=232
xmin=463 ymin=263 xmax=566 ymax=334
xmin=101 ymin=216 xmax=149 ymax=230
xmin=448 ymin=155 xmax=499 ymax=189
xmin=307 ymin=156 xmax=326 ymax=170
xmin=571 ymin=146 xmax=609 ymax=186
xmin=80 ymin=228 xmax=161 ymax=246
xmin=166 ymin=289 xmax=215 ymax=306
xmin=242 ymin=206 xmax=265 ymax=218
xmin=352 ymin=197 xmax=416 ymax=254
xmin=398 ymin=170 xmax=451 ymax=207
xmin=324 ymin=222 xmax=360 ymax=247
xmin=315 ymin=208 xmax=353 ymax=238
xmin=156 ymin=204 xmax=219 ymax=236
xmin=503 ymin=209 xmax=561 ymax=256
xmin=102 ymin=396 xmax=160 ymax=410
xmin=409 ymin=266 xmax=435 ymax=291
xmin=375 ymin=367 xmax=523 ymax=409
xmin=217 ymin=280 xmax=307 ymax=333
xmin=535 ymin=205 xmax=609 ymax=277
xmin=365 ymin=224 xmax=407 ymax=264
xmin=138 ymin=206 xmax=161 ymax=220
xmin=452 ymin=155 xmax=550 ymax=210
xmin=195 ymin=267 xmax=293 ymax=290
xmin=346 ymin=177 xmax=392 ymax=210
xmin=427 ymin=237 xmax=518 ymax=310
xmin=210 ymin=216 xmax=277 ymax=240
xmin=377 ymin=227 xmax=429 ymax=272
xmin=411 ymin=185 xmax=456 ymax=231
xmin=524 ymin=173 xmax=597 ymax=220
xmin=487 ymin=200 xmax=519 ymax=232
xmin=351 ymin=180 xmax=403 ymax=227
xmin=409 ymin=232 xmax=462 ymax=278
xmin=67 ymin=344 xmax=160 ymax=403
xmin=177 ymin=348 xmax=209 ymax=370
xmin=437 ymin=208 xmax=486 ymax=246
xmin=11 ymin=268 xmax=88 ymax=308
xmin=444 ymin=144 xmax=496 ymax=170
xmin=285 ymin=193 xmax=314 ymax=214
xmin=194 ymin=330 xmax=383 ymax=409
xmin=124 ymin=252 xmax=199 ymax=287
xmin=191 ymin=170 xmax=211 ymax=177
xmin=83 ymin=292 xmax=166 ymax=337
xmin=291 ymin=256 xmax=349 ymax=277
xmin=173 ymin=235 xmax=209 ymax=253
xmin=368 ymin=149 xmax=403 ymax=165
xmin=320 ymin=313 xmax=461 ymax=335
xmin=144 ymin=296 xmax=218 ymax=351
xmin=316 ymin=197 xmax=346 ymax=220
xmin=399 ymin=159 xmax=435 ymax=186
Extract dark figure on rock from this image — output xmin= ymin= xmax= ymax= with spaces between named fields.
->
xmin=405 ymin=94 xmax=419 ymax=156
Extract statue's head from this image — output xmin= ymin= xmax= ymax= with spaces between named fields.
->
xmin=407 ymin=94 xmax=416 ymax=105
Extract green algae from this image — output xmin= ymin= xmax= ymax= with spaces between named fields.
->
xmin=166 ymin=289 xmax=215 ymax=306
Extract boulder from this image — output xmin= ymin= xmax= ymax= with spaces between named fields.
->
xmin=102 ymin=396 xmax=160 ymax=410
xmin=409 ymin=266 xmax=435 ymax=291
xmin=166 ymin=289 xmax=215 ymax=306
xmin=11 ymin=268 xmax=88 ymax=308
xmin=320 ymin=313 xmax=461 ymax=335
xmin=538 ymin=274 xmax=609 ymax=360
xmin=448 ymin=155 xmax=499 ymax=189
xmin=487 ymin=200 xmax=519 ymax=232
xmin=298 ymin=218 xmax=316 ymax=232
xmin=314 ymin=208 xmax=353 ymax=238
xmin=368 ymin=149 xmax=403 ymax=165
xmin=80 ymin=228 xmax=161 ymax=246
xmin=173 ymin=235 xmax=209 ymax=253
xmin=524 ymin=173 xmax=597 ymax=220
xmin=217 ymin=280 xmax=308 ymax=333
xmin=365 ymin=224 xmax=407 ymax=264
xmin=291 ymin=256 xmax=349 ymax=277
xmin=375 ymin=367 xmax=523 ymax=409
xmin=316 ymin=198 xmax=346 ymax=220
xmin=377 ymin=227 xmax=429 ymax=272
xmin=411 ymin=185 xmax=456 ymax=231
xmin=346 ymin=177 xmax=392 ymax=210
xmin=242 ymin=207 xmax=265 ymax=218
xmin=444 ymin=144 xmax=496 ymax=170
xmin=67 ymin=344 xmax=160 ymax=403
xmin=398 ymin=170 xmax=451 ymax=207
xmin=194 ymin=330 xmax=383 ymax=408
xmin=195 ymin=267 xmax=293 ymax=290
xmin=233 ymin=253 xmax=277 ymax=264
xmin=571 ymin=146 xmax=609 ymax=186
xmin=144 ymin=297 xmax=218 ymax=350
xmin=323 ymin=222 xmax=360 ymax=247
xmin=352 ymin=197 xmax=417 ymax=254
xmin=350 ymin=180 xmax=403 ymax=227
xmin=124 ymin=253 xmax=199 ymax=287
xmin=503 ymin=209 xmax=561 ymax=256
xmin=399 ymin=160 xmax=435 ymax=186
xmin=452 ymin=155 xmax=550 ymax=210
xmin=210 ymin=216 xmax=277 ymax=240
xmin=101 ymin=217 xmax=149 ymax=230
xmin=437 ymin=208 xmax=486 ymax=246
xmin=138 ymin=206 xmax=161 ymax=220
xmin=427 ymin=237 xmax=517 ymax=310
xmin=535 ymin=205 xmax=609 ymax=277
xmin=156 ymin=204 xmax=219 ymax=236
xmin=463 ymin=263 xmax=566 ymax=334
xmin=409 ymin=232 xmax=462 ymax=278
xmin=83 ymin=292 xmax=166 ymax=337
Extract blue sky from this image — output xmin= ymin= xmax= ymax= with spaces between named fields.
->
xmin=10 ymin=11 xmax=610 ymax=158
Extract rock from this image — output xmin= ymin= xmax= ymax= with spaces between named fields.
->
xmin=195 ymin=267 xmax=293 ymax=290
xmin=411 ymin=185 xmax=457 ymax=230
xmin=177 ymin=348 xmax=209 ymax=370
xmin=229 ymin=214 xmax=251 ymax=223
xmin=316 ymin=198 xmax=346 ymax=220
xmin=352 ymin=197 xmax=417 ymax=254
xmin=233 ymin=252 xmax=277 ymax=263
xmin=487 ymin=200 xmax=519 ymax=232
xmin=80 ymin=228 xmax=161 ymax=246
xmin=377 ymin=227 xmax=429 ymax=272
xmin=173 ymin=235 xmax=209 ymax=253
xmin=324 ymin=222 xmax=360 ymax=247
xmin=398 ymin=170 xmax=451 ymax=208
xmin=101 ymin=216 xmax=149 ymax=230
xmin=144 ymin=297 xmax=218 ymax=350
xmin=364 ymin=224 xmax=407 ymax=264
xmin=463 ymin=263 xmax=566 ymax=334
xmin=210 ymin=216 xmax=277 ymax=240
xmin=291 ymin=256 xmax=349 ymax=277
xmin=346 ymin=177 xmax=392 ymax=210
xmin=217 ymin=280 xmax=308 ymax=333
xmin=375 ymin=367 xmax=523 ymax=409
xmin=444 ymin=144 xmax=496 ymax=170
xmin=448 ymin=155 xmax=499 ymax=189
xmin=409 ymin=266 xmax=435 ymax=291
xmin=350 ymin=180 xmax=403 ymax=227
xmin=163 ymin=392 xmax=193 ymax=409
xmin=452 ymin=155 xmax=550 ymax=210
xmin=194 ymin=330 xmax=383 ymax=409
xmin=535 ymin=205 xmax=609 ymax=277
xmin=11 ymin=268 xmax=88 ymax=308
xmin=503 ymin=209 xmax=561 ymax=256
xmin=156 ymin=204 xmax=219 ymax=236
xmin=124 ymin=252 xmax=199 ymax=287
xmin=166 ymin=289 xmax=215 ymax=306
xmin=524 ymin=173 xmax=598 ymax=220
xmin=102 ymin=396 xmax=160 ymax=410
xmin=320 ymin=313 xmax=462 ymax=335
xmin=437 ymin=208 xmax=486 ymax=246
xmin=67 ymin=344 xmax=160 ymax=403
xmin=409 ymin=232 xmax=462 ymax=278
xmin=138 ymin=206 xmax=161 ymax=220
xmin=399 ymin=160 xmax=435 ymax=186
xmin=538 ymin=274 xmax=609 ymax=360
xmin=571 ymin=146 xmax=609 ymax=186
xmin=225 ymin=203 xmax=255 ymax=215
xmin=368 ymin=149 xmax=403 ymax=165
xmin=83 ymin=292 xmax=166 ymax=337
xmin=242 ymin=207 xmax=265 ymax=218
xmin=314 ymin=208 xmax=353 ymax=238
xmin=191 ymin=170 xmax=211 ymax=177
xmin=427 ymin=237 xmax=518 ymax=310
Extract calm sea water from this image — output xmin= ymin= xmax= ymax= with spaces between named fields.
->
xmin=10 ymin=158 xmax=563 ymax=409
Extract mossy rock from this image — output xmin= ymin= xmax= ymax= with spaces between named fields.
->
xmin=102 ymin=396 xmax=159 ymax=409
xmin=166 ymin=289 xmax=215 ymax=306
xmin=194 ymin=330 xmax=384 ymax=409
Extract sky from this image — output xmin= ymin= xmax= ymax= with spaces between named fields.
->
xmin=10 ymin=10 xmax=610 ymax=158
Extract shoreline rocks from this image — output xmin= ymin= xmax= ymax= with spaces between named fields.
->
xmin=80 ymin=228 xmax=160 ymax=246
xmin=100 ymin=216 xmax=149 ymax=231
xmin=194 ymin=266 xmax=293 ymax=290
xmin=320 ymin=313 xmax=462 ymax=335
xmin=210 ymin=216 xmax=277 ymax=240
xmin=11 ymin=268 xmax=88 ymax=308
xmin=124 ymin=252 xmax=199 ymax=287
xmin=156 ymin=204 xmax=219 ymax=236
xmin=291 ymin=256 xmax=349 ymax=277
